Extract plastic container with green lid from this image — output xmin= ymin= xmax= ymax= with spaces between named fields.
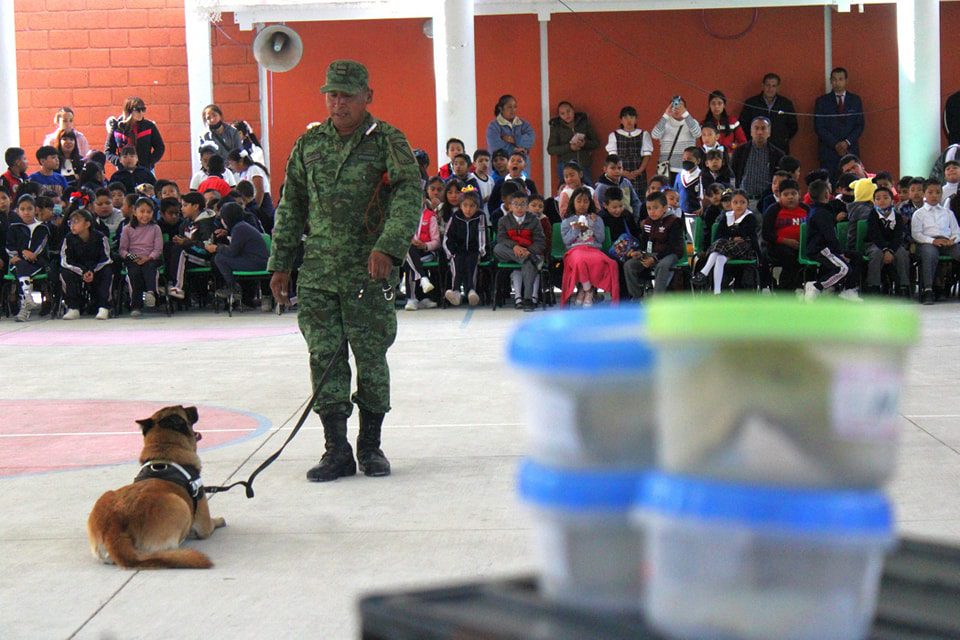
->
xmin=507 ymin=307 xmax=656 ymax=468
xmin=645 ymin=296 xmax=918 ymax=488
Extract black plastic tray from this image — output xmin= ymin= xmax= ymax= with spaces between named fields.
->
xmin=360 ymin=537 xmax=960 ymax=640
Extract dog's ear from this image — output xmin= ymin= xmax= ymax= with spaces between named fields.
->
xmin=184 ymin=406 xmax=199 ymax=424
xmin=136 ymin=418 xmax=154 ymax=435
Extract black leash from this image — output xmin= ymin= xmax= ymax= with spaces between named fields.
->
xmin=205 ymin=335 xmax=348 ymax=499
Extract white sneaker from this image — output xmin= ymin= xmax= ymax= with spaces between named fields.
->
xmin=444 ymin=290 xmax=462 ymax=306
xmin=420 ymin=276 xmax=434 ymax=293
xmin=15 ymin=305 xmax=30 ymax=322
xmin=804 ymin=281 xmax=820 ymax=302
xmin=260 ymin=295 xmax=273 ymax=312
xmin=419 ymin=298 xmax=437 ymax=309
xmin=25 ymin=294 xmax=41 ymax=311
xmin=144 ymin=292 xmax=156 ymax=308
xmin=130 ymin=309 xmax=142 ymax=318
xmin=838 ymin=289 xmax=864 ymax=303
xmin=95 ymin=307 xmax=110 ymax=320
xmin=761 ymin=287 xmax=773 ymax=296
xmin=404 ymin=299 xmax=419 ymax=311
xmin=167 ymin=286 xmax=185 ymax=300
xmin=62 ymin=308 xmax=80 ymax=320
xmin=467 ymin=290 xmax=480 ymax=306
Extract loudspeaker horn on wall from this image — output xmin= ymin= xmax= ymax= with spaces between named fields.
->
xmin=253 ymin=25 xmax=303 ymax=72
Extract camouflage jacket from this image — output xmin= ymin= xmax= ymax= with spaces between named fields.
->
xmin=268 ymin=112 xmax=421 ymax=291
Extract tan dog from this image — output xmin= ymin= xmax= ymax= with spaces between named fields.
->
xmin=87 ymin=405 xmax=225 ymax=569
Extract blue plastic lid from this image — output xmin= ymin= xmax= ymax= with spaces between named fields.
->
xmin=507 ymin=307 xmax=654 ymax=374
xmin=517 ymin=458 xmax=648 ymax=511
xmin=638 ymin=472 xmax=893 ymax=536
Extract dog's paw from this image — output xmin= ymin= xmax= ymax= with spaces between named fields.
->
xmin=213 ymin=517 xmax=226 ymax=529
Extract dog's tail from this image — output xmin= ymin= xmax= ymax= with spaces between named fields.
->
xmin=103 ymin=528 xmax=213 ymax=569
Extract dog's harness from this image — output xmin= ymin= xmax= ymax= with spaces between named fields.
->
xmin=135 ymin=460 xmax=204 ymax=513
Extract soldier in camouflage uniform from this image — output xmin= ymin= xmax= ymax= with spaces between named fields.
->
xmin=269 ymin=60 xmax=421 ymax=482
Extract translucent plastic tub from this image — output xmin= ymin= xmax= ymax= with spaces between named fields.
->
xmin=517 ymin=459 xmax=647 ymax=612
xmin=507 ymin=307 xmax=656 ymax=468
xmin=636 ymin=472 xmax=894 ymax=640
xmin=646 ymin=297 xmax=918 ymax=488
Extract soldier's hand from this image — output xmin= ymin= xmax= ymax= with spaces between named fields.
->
xmin=368 ymin=251 xmax=393 ymax=281
xmin=271 ymin=271 xmax=291 ymax=306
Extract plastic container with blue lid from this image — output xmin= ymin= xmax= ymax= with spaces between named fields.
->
xmin=507 ymin=307 xmax=657 ymax=467
xmin=635 ymin=471 xmax=895 ymax=640
xmin=517 ymin=459 xmax=649 ymax=612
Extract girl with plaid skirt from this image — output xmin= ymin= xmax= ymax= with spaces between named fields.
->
xmin=692 ymin=189 xmax=758 ymax=294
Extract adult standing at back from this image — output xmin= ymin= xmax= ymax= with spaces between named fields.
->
xmin=486 ymin=95 xmax=536 ymax=158
xmin=269 ymin=60 xmax=421 ymax=483
xmin=105 ymin=97 xmax=165 ymax=171
xmin=814 ymin=67 xmax=865 ymax=178
xmin=201 ymin=105 xmax=242 ymax=160
xmin=547 ymin=101 xmax=600 ymax=185
xmin=651 ymin=96 xmax=701 ymax=180
xmin=43 ymin=107 xmax=91 ymax=158
xmin=740 ymin=73 xmax=799 ymax=155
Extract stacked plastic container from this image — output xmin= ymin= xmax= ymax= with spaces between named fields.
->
xmin=509 ymin=306 xmax=657 ymax=612
xmin=508 ymin=297 xmax=919 ymax=640
xmin=640 ymin=296 xmax=917 ymax=640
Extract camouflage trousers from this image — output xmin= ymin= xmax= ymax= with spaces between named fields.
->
xmin=296 ymin=283 xmax=397 ymax=419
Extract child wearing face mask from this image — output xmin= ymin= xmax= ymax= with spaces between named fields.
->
xmin=200 ymin=104 xmax=242 ymax=159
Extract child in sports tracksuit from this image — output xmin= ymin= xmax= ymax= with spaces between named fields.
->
xmin=804 ymin=179 xmax=861 ymax=301
xmin=167 ymin=191 xmax=217 ymax=300
xmin=403 ymin=197 xmax=441 ymax=310
xmin=5 ymin=195 xmax=50 ymax=321
xmin=443 ymin=190 xmax=486 ymax=306
xmin=61 ymin=208 xmax=113 ymax=320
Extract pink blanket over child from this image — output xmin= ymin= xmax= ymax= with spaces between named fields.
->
xmin=561 ymin=245 xmax=620 ymax=304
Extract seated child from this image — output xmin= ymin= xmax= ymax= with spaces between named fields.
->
xmin=557 ymin=161 xmax=595 ymax=216
xmin=941 ymin=160 xmax=960 ymax=204
xmin=443 ymin=189 xmax=486 ymax=306
xmin=494 ymin=188 xmax=545 ymax=311
xmin=698 ymin=122 xmax=727 ymax=161
xmin=110 ymin=146 xmax=156 ymax=194
xmin=691 ymin=189 xmax=758 ymax=295
xmin=209 ymin=202 xmax=269 ymax=304
xmin=472 ymin=150 xmax=494 ymax=216
xmin=701 ymin=149 xmax=733 ymax=192
xmin=155 ymin=179 xmax=181 ymax=201
xmin=5 ymin=194 xmax=50 ymax=321
xmin=594 ymin=154 xmax=641 ymax=222
xmin=403 ymin=188 xmax=441 ymax=311
xmin=804 ymin=179 xmax=861 ymax=301
xmin=437 ymin=138 xmax=464 ymax=181
xmin=167 ymin=191 xmax=217 ymax=299
xmin=559 ymin=186 xmax=619 ymax=306
xmin=600 ymin=186 xmax=641 ymax=265
xmin=108 ymin=182 xmax=127 ymax=210
xmin=437 ymin=178 xmax=464 ymax=225
xmin=528 ymin=194 xmax=552 ymax=260
xmin=120 ymin=196 xmax=163 ymax=316
xmin=912 ymin=179 xmax=960 ymax=305
xmin=699 ymin=184 xmax=726 ymax=249
xmin=761 ymin=179 xmax=807 ymax=290
xmin=488 ymin=151 xmax=538 ymax=215
xmin=864 ymin=186 xmax=910 ymax=297
xmin=624 ymin=191 xmax=683 ymax=298
xmin=61 ymin=207 xmax=113 ymax=320
xmin=897 ymin=177 xmax=925 ymax=223
xmin=448 ymin=153 xmax=480 ymax=192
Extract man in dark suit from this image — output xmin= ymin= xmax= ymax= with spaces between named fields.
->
xmin=740 ymin=73 xmax=799 ymax=155
xmin=814 ymin=67 xmax=865 ymax=178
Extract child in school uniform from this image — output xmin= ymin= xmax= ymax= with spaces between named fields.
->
xmin=443 ymin=189 xmax=486 ymax=306
xmin=494 ymin=188 xmax=546 ymax=311
xmin=560 ymin=186 xmax=619 ymax=306
xmin=5 ymin=194 xmax=50 ymax=321
xmin=61 ymin=207 xmax=113 ymax=320
xmin=691 ymin=189 xmax=758 ymax=295
xmin=120 ymin=196 xmax=163 ymax=317
xmin=624 ymin=191 xmax=684 ymax=298
xmin=864 ymin=186 xmax=911 ymax=297
xmin=605 ymin=106 xmax=653 ymax=196
xmin=403 ymin=184 xmax=442 ymax=311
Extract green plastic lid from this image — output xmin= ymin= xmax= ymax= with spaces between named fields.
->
xmin=646 ymin=296 xmax=918 ymax=345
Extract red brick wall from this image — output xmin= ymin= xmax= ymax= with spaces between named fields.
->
xmin=14 ymin=0 xmax=192 ymax=186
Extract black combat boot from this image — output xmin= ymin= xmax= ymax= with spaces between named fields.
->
xmin=357 ymin=409 xmax=391 ymax=477
xmin=306 ymin=413 xmax=356 ymax=482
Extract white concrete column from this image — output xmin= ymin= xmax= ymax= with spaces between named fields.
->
xmin=258 ymin=62 xmax=271 ymax=169
xmin=0 ymin=1 xmax=20 ymax=152
xmin=184 ymin=0 xmax=214 ymax=175
xmin=897 ymin=0 xmax=940 ymax=176
xmin=539 ymin=12 xmax=551 ymax=193
xmin=823 ymin=6 xmax=833 ymax=94
xmin=432 ymin=0 xmax=477 ymax=166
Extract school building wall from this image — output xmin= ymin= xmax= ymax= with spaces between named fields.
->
xmin=12 ymin=3 xmax=960 ymax=192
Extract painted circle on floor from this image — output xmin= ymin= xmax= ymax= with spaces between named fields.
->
xmin=0 ymin=326 xmax=298 ymax=347
xmin=0 ymin=400 xmax=270 ymax=477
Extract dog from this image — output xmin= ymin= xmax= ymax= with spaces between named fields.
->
xmin=87 ymin=405 xmax=225 ymax=569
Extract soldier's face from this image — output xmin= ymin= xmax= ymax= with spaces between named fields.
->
xmin=325 ymin=89 xmax=373 ymax=134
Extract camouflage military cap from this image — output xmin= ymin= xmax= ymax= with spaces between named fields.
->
xmin=320 ymin=60 xmax=369 ymax=95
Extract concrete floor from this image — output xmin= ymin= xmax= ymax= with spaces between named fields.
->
xmin=1 ymin=302 xmax=959 ymax=639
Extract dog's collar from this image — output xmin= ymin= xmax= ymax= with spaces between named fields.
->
xmin=134 ymin=460 xmax=204 ymax=512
